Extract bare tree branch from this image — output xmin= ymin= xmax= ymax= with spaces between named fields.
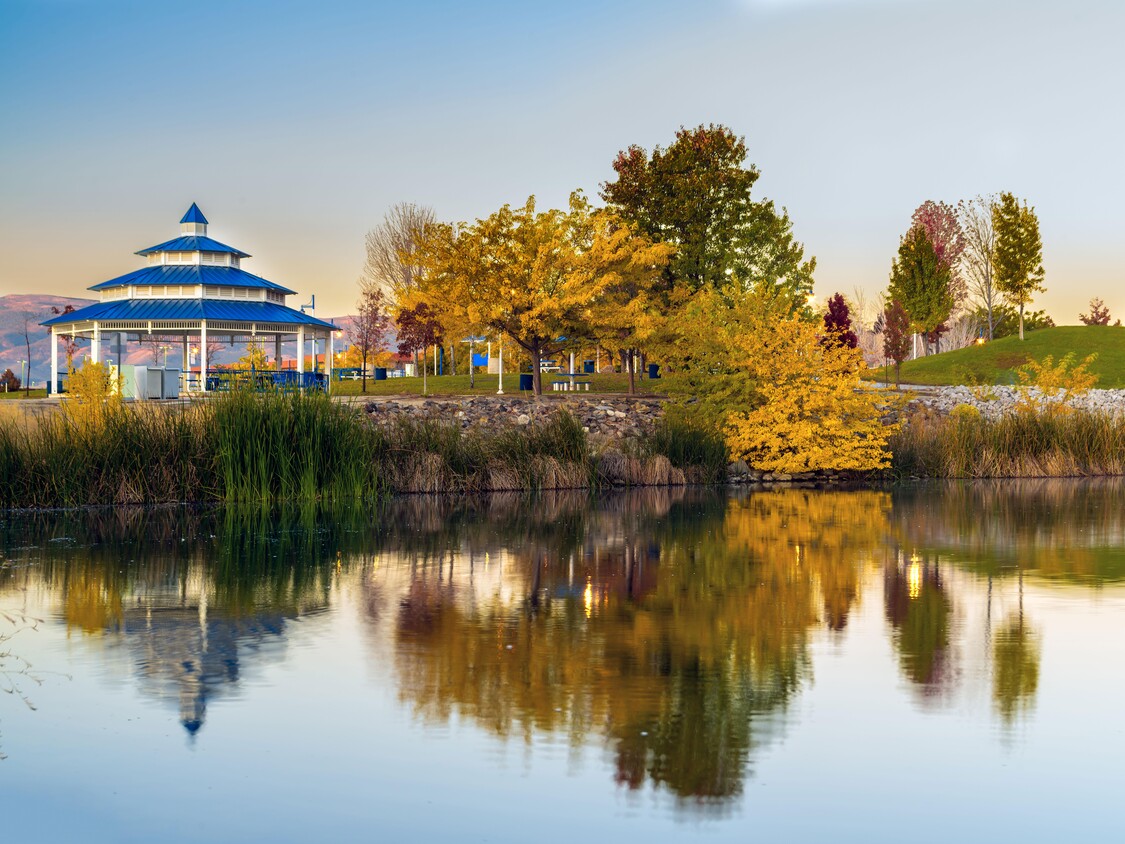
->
xmin=363 ymin=203 xmax=437 ymax=303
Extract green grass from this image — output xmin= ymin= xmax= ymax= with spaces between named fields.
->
xmin=329 ymin=372 xmax=667 ymax=397
xmin=0 ymin=388 xmax=48 ymax=399
xmin=863 ymin=326 xmax=1125 ymax=387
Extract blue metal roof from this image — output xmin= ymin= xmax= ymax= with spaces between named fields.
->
xmin=135 ymin=236 xmax=250 ymax=257
xmin=180 ymin=203 xmax=209 ymax=225
xmin=41 ymin=298 xmax=335 ymax=329
xmin=87 ymin=265 xmax=296 ymax=295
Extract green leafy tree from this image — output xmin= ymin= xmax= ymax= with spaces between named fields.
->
xmin=600 ymin=124 xmax=814 ymax=312
xmin=887 ymin=224 xmax=954 ymax=354
xmin=992 ymin=192 xmax=1046 ymax=341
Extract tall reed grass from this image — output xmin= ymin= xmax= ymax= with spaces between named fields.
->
xmin=3 ymin=390 xmax=705 ymax=509
xmin=891 ymin=408 xmax=1125 ymax=478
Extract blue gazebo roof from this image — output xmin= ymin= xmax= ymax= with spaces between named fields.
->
xmin=87 ymin=265 xmax=296 ymax=294
xmin=180 ymin=203 xmax=208 ymax=225
xmin=41 ymin=298 xmax=336 ymax=329
xmin=136 ymin=236 xmax=250 ymax=258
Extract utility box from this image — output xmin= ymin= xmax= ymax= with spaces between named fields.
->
xmin=133 ymin=366 xmax=162 ymax=400
xmin=161 ymin=368 xmax=181 ymax=399
xmin=119 ymin=365 xmax=138 ymax=398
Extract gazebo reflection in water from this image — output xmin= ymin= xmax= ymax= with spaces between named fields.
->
xmin=41 ymin=204 xmax=337 ymax=396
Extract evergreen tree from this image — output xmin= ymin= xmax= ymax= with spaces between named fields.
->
xmin=993 ymin=192 xmax=1046 ymax=341
xmin=887 ymin=224 xmax=954 ymax=355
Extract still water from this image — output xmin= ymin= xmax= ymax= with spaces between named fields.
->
xmin=2 ymin=483 xmax=1123 ymax=842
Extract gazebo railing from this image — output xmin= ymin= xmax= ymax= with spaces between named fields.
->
xmin=202 ymin=369 xmax=328 ymax=393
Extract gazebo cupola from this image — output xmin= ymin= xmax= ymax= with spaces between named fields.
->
xmin=41 ymin=204 xmax=337 ymax=394
xmin=180 ymin=202 xmax=209 ymax=236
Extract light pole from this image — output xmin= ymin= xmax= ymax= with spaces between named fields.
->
xmin=18 ymin=359 xmax=26 ymax=394
xmin=496 ymin=337 xmax=504 ymax=395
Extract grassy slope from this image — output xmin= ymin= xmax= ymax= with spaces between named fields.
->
xmin=863 ymin=326 xmax=1125 ymax=388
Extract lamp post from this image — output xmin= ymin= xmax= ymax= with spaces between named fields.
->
xmin=496 ymin=337 xmax=504 ymax=396
xmin=18 ymin=359 xmax=27 ymax=395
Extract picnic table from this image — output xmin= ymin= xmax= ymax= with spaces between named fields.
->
xmin=550 ymin=373 xmax=591 ymax=392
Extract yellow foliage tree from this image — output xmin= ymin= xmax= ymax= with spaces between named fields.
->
xmin=236 ymin=341 xmax=270 ymax=370
xmin=1014 ymin=352 xmax=1098 ymax=415
xmin=668 ymin=285 xmax=896 ymax=473
xmin=413 ymin=193 xmax=671 ymax=395
xmin=64 ymin=359 xmax=121 ymax=428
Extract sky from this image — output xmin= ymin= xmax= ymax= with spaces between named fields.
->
xmin=1 ymin=0 xmax=1122 ymax=322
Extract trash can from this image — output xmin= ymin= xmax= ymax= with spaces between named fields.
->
xmin=518 ymin=373 xmax=534 ymax=391
xmin=648 ymin=363 xmax=660 ymax=380
xmin=374 ymin=367 xmax=387 ymax=381
xmin=583 ymin=360 xmax=595 ymax=374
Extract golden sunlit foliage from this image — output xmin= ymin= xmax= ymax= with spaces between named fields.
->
xmin=668 ymin=286 xmax=896 ymax=472
xmin=64 ymin=359 xmax=121 ymax=427
xmin=412 ymin=193 xmax=672 ymax=395
xmin=1014 ymin=352 xmax=1098 ymax=414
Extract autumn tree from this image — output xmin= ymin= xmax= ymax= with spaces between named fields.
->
xmin=822 ymin=293 xmax=858 ymax=349
xmin=887 ymin=224 xmax=953 ymax=355
xmin=958 ymin=195 xmax=998 ymax=339
xmin=993 ymin=192 xmax=1046 ymax=341
xmin=396 ymin=303 xmax=443 ymax=395
xmin=351 ymin=286 xmax=391 ymax=393
xmin=363 ymin=203 xmax=437 ymax=303
xmin=1079 ymin=297 xmax=1112 ymax=326
xmin=667 ymin=285 xmax=895 ymax=472
xmin=414 ymin=193 xmax=668 ymax=396
xmin=882 ymin=299 xmax=911 ymax=388
xmin=0 ymin=368 xmax=20 ymax=392
xmin=912 ymin=200 xmax=966 ymax=309
xmin=235 ymin=340 xmax=269 ymax=370
xmin=601 ymin=124 xmax=814 ymax=311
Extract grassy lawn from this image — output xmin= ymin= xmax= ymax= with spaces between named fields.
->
xmin=862 ymin=326 xmax=1125 ymax=388
xmin=0 ymin=388 xmax=48 ymax=399
xmin=328 ymin=371 xmax=671 ymax=397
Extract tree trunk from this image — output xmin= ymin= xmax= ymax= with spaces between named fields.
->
xmin=894 ymin=361 xmax=901 ymax=389
xmin=627 ymin=349 xmax=636 ymax=395
xmin=361 ymin=351 xmax=368 ymax=394
xmin=422 ymin=346 xmax=428 ymax=395
xmin=532 ymin=340 xmax=543 ymax=396
xmin=468 ymin=340 xmax=475 ymax=389
xmin=1018 ymin=303 xmax=1025 ymax=341
xmin=987 ymin=302 xmax=995 ymax=341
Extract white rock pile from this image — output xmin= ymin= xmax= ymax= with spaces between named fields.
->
xmin=907 ymin=386 xmax=1125 ymax=420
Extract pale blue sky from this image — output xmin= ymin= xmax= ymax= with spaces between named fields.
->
xmin=1 ymin=0 xmax=1121 ymax=320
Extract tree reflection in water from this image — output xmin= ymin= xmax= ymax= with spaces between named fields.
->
xmin=1 ymin=480 xmax=1102 ymax=796
xmin=385 ymin=488 xmax=891 ymax=809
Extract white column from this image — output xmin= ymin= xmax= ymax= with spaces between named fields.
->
xmin=326 ymin=331 xmax=334 ymax=395
xmin=296 ymin=327 xmax=305 ymax=375
xmin=91 ymin=323 xmax=100 ymax=364
xmin=497 ymin=336 xmax=504 ymax=395
xmin=275 ymin=335 xmax=282 ymax=371
xmin=569 ymin=350 xmax=576 ymax=389
xmin=200 ymin=321 xmax=208 ymax=393
xmin=50 ymin=327 xmax=59 ymax=394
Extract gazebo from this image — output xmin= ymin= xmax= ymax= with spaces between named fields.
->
xmin=41 ymin=204 xmax=337 ymax=394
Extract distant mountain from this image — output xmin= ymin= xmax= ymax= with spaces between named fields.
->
xmin=0 ymin=294 xmax=95 ymax=385
xmin=0 ymin=295 xmax=373 ymax=385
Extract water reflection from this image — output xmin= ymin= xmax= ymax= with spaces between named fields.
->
xmin=2 ymin=480 xmax=1123 ymax=810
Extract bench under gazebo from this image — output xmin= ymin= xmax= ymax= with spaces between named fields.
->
xmin=42 ymin=203 xmax=337 ymax=395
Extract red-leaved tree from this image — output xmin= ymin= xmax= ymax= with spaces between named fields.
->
xmin=396 ymin=303 xmax=443 ymax=395
xmin=1079 ymin=297 xmax=1112 ymax=326
xmin=822 ymin=293 xmax=859 ymax=349
xmin=912 ymin=200 xmax=967 ymax=310
xmin=882 ymin=299 xmax=911 ymax=388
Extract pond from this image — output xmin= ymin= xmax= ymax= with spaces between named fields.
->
xmin=2 ymin=483 xmax=1123 ymax=842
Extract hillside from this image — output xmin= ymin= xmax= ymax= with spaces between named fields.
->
xmin=864 ymin=326 xmax=1125 ymax=388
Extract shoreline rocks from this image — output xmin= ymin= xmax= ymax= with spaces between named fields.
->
xmin=905 ymin=386 xmax=1125 ymax=420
